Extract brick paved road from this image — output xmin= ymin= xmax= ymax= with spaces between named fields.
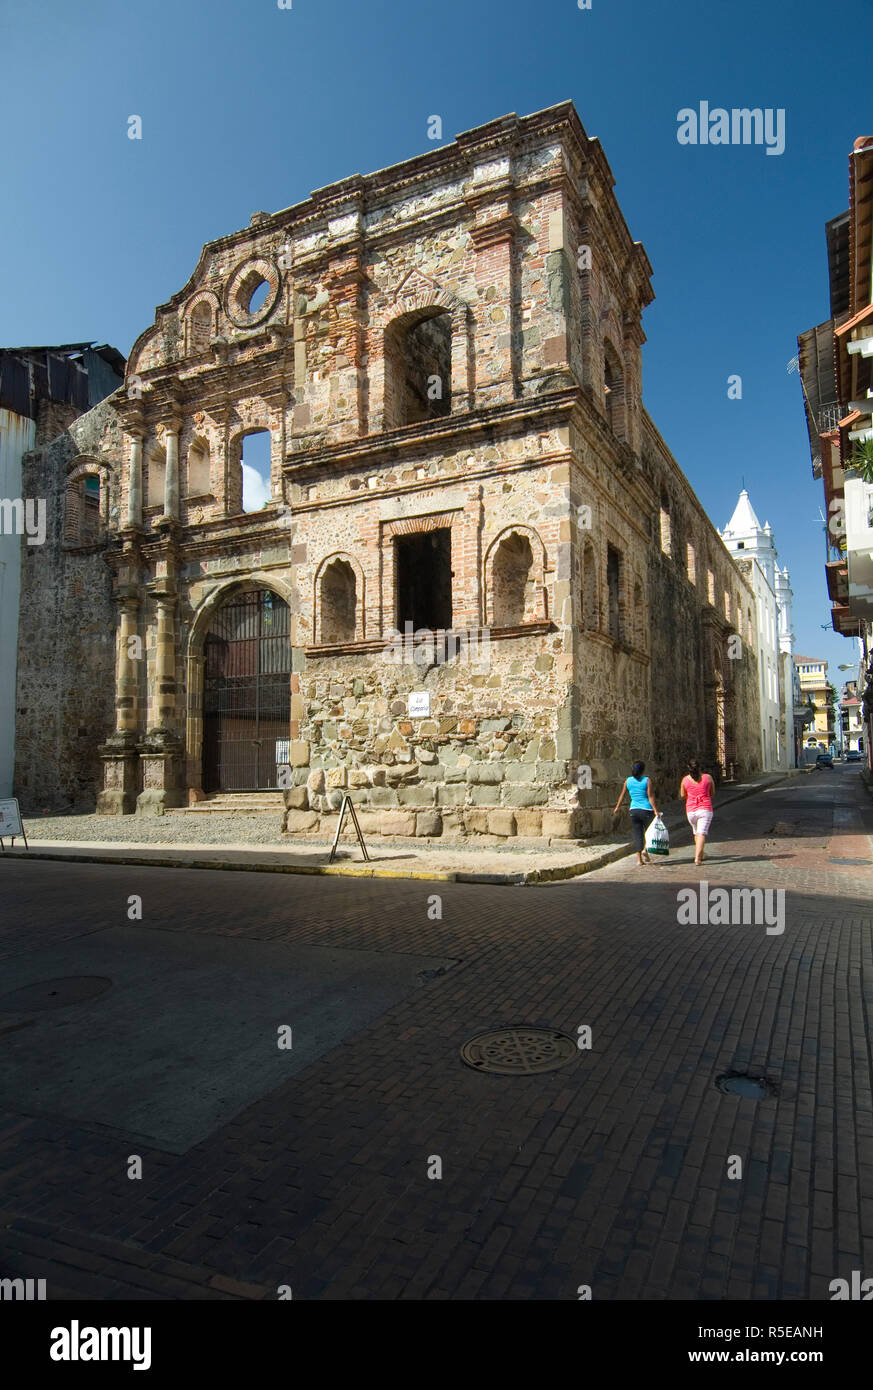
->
xmin=0 ymin=766 xmax=871 ymax=1300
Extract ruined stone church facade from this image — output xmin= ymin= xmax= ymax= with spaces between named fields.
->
xmin=15 ymin=103 xmax=761 ymax=835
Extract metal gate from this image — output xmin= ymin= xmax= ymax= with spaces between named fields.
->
xmin=202 ymin=590 xmax=291 ymax=792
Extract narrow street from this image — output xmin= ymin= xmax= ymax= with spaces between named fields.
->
xmin=0 ymin=766 xmax=870 ymax=1299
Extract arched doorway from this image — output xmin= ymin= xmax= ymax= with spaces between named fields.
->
xmin=202 ymin=588 xmax=291 ymax=791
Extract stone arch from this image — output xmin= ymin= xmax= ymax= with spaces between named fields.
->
xmin=185 ymin=291 xmax=220 ymax=355
xmin=581 ymin=538 xmax=599 ymax=631
xmin=371 ymin=271 xmax=471 ymax=426
xmin=659 ymin=491 xmax=672 ymax=556
xmin=484 ymin=525 xmax=547 ymax=627
xmin=185 ymin=574 xmax=296 ymax=802
xmin=227 ymin=416 xmax=275 ymax=516
xmin=384 ymin=307 xmax=453 ymax=428
xmin=313 ymin=552 xmax=365 ymax=644
xmin=632 ymin=574 xmax=647 ymax=653
xmin=63 ymin=455 xmax=110 ymax=546
xmin=604 ymin=337 xmax=626 ymax=439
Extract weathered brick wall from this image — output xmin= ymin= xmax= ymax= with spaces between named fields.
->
xmin=15 ymin=400 xmax=122 ymax=811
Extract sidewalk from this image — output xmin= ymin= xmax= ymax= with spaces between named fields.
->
xmin=3 ymin=769 xmax=801 ymax=884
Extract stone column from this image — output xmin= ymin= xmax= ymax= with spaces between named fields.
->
xmin=96 ymin=589 xmax=141 ymax=815
xmin=126 ymin=432 xmax=143 ymax=528
xmin=137 ymin=583 xmax=184 ymax=814
xmin=163 ymin=423 xmax=180 ymax=520
xmin=151 ymin=592 xmax=178 ymax=733
xmin=116 ymin=596 xmax=141 ymax=736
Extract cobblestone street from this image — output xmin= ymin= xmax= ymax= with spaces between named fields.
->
xmin=0 ymin=766 xmax=871 ymax=1300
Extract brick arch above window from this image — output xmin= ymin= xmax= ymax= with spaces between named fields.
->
xmin=374 ymin=267 xmax=466 ymax=328
xmin=372 ymin=271 xmax=472 ymax=423
xmin=383 ymin=511 xmax=458 ymax=539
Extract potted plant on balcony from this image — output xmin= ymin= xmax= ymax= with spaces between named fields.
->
xmin=848 ymin=436 xmax=873 ymax=483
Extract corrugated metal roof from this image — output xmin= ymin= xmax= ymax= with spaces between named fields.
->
xmin=0 ymin=343 xmax=123 ymax=420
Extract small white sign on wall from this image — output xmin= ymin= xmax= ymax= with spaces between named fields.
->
xmin=408 ymin=691 xmax=430 ymax=718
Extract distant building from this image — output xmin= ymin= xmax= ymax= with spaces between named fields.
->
xmin=840 ymin=678 xmax=864 ymax=753
xmin=0 ymin=344 xmax=124 ymax=797
xmin=794 ymin=656 xmax=833 ymax=754
xmin=720 ymin=490 xmax=793 ymax=769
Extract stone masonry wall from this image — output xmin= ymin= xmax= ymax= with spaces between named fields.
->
xmin=15 ymin=400 xmax=122 ymax=811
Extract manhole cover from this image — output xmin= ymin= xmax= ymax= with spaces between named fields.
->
xmin=460 ymin=1027 xmax=578 ymax=1076
xmin=716 ymin=1072 xmax=774 ymax=1099
xmin=0 ymin=976 xmax=112 ymax=1012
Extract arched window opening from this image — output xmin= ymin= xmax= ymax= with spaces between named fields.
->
xmin=241 ymin=430 xmax=272 ymax=513
xmin=633 ymin=580 xmax=646 ymax=650
xmin=659 ymin=495 xmax=672 ymax=556
xmin=604 ymin=341 xmax=626 ymax=438
xmin=686 ymin=541 xmax=697 ymax=584
xmin=581 ymin=542 xmax=599 ymax=631
xmin=492 ymin=532 xmax=534 ymax=627
xmin=63 ymin=473 xmax=102 ymax=546
xmin=706 ymin=568 xmax=716 ymax=606
xmin=320 ymin=559 xmax=357 ymax=644
xmin=384 ymin=310 xmax=452 ymax=429
xmin=606 ymin=544 xmax=622 ymax=641
xmin=186 ymin=438 xmax=211 ymax=497
xmin=147 ymin=443 xmax=166 ymax=509
xmin=190 ymin=302 xmax=211 ymax=352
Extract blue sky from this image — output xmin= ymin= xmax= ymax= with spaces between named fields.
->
xmin=1 ymin=0 xmax=868 ymax=675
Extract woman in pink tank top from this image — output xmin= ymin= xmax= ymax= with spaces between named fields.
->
xmin=679 ymin=759 xmax=714 ymax=866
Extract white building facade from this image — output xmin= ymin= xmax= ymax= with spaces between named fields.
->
xmin=720 ymin=490 xmax=794 ymax=770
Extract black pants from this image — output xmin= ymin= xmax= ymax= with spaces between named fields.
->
xmin=630 ymin=808 xmax=654 ymax=852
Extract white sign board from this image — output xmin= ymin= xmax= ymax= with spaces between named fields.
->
xmin=408 ymin=692 xmax=430 ymax=718
xmin=0 ymin=797 xmax=24 ymax=840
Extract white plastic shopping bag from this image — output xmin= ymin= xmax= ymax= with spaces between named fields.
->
xmin=645 ymin=815 xmax=669 ymax=856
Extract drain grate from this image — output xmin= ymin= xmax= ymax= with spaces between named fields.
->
xmin=461 ymin=1026 xmax=578 ymax=1076
xmin=0 ymin=977 xmax=112 ymax=1012
xmin=716 ymin=1072 xmax=774 ymax=1099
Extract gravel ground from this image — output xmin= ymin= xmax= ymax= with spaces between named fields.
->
xmin=24 ymin=813 xmax=291 ymax=846
xmin=20 ymin=812 xmax=564 ymax=855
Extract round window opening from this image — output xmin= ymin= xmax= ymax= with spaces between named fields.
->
xmin=243 ymin=276 xmax=270 ymax=316
xmin=225 ymin=258 xmax=280 ymax=328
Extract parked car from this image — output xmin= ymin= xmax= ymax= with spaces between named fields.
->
xmin=845 ymin=749 xmax=863 ymax=763
xmin=816 ymin=753 xmax=834 ymax=768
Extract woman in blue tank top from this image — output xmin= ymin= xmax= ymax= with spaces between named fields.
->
xmin=612 ymin=760 xmax=661 ymax=866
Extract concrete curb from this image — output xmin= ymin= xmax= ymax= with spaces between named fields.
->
xmin=1 ymin=771 xmax=797 ymax=886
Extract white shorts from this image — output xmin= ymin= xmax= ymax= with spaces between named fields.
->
xmin=687 ymin=809 xmax=713 ymax=836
